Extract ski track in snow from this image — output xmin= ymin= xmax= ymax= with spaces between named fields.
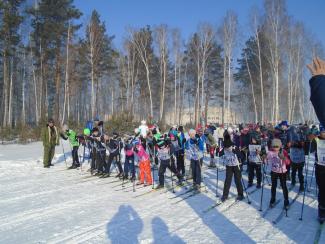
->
xmin=0 ymin=142 xmax=324 ymax=243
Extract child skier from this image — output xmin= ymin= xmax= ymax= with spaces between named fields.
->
xmin=177 ymin=126 xmax=186 ymax=176
xmin=247 ymin=136 xmax=263 ymax=189
xmin=123 ymin=136 xmax=136 ymax=181
xmin=90 ymin=127 xmax=106 ymax=176
xmin=266 ymin=138 xmax=290 ymax=209
xmin=61 ymin=124 xmax=80 ymax=169
xmin=204 ymin=127 xmax=218 ymax=168
xmin=220 ymin=133 xmax=244 ymax=202
xmin=185 ymin=129 xmax=204 ymax=191
xmin=289 ymin=137 xmax=305 ymax=192
xmin=105 ymin=132 xmax=124 ymax=178
xmin=134 ymin=137 xmax=152 ymax=186
xmin=155 ymin=134 xmax=183 ymax=189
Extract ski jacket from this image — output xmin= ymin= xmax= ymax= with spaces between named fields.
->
xmin=310 ymin=75 xmax=325 ymax=126
xmin=220 ymin=147 xmax=240 ymax=167
xmin=204 ymin=133 xmax=217 ymax=148
xmin=139 ymin=125 xmax=148 ymax=138
xmin=185 ymin=137 xmax=204 ymax=161
xmin=41 ymin=125 xmax=59 ymax=147
xmin=135 ymin=144 xmax=149 ymax=162
xmin=216 ymin=127 xmax=225 ymax=139
xmin=157 ymin=145 xmax=171 ymax=161
xmin=247 ymin=144 xmax=262 ymax=163
xmin=266 ymin=149 xmax=290 ymax=174
xmin=124 ymin=142 xmax=134 ymax=157
xmin=62 ymin=129 xmax=79 ymax=147
xmin=106 ymin=138 xmax=122 ymax=157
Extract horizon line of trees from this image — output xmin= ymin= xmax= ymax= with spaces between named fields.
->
xmin=0 ymin=0 xmax=323 ymax=129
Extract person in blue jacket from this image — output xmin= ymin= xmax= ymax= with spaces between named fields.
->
xmin=185 ymin=129 xmax=204 ymax=191
xmin=307 ymin=57 xmax=325 ymax=223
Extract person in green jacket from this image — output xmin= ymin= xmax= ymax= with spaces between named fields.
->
xmin=41 ymin=118 xmax=59 ymax=168
xmin=62 ymin=124 xmax=80 ymax=169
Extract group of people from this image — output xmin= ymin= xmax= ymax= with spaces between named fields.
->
xmin=41 ymin=57 xmax=325 ymax=224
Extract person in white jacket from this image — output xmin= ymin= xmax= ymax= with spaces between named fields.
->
xmin=216 ymin=125 xmax=225 ymax=148
xmin=138 ymin=120 xmax=149 ymax=138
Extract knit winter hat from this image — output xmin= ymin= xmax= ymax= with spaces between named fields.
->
xmin=271 ymin=138 xmax=282 ymax=148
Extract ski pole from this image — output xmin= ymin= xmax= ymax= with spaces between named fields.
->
xmin=300 ymin=143 xmax=311 ymax=220
xmin=60 ymin=139 xmax=68 ymax=168
xmin=237 ymin=156 xmax=251 ymax=204
xmin=152 ymin=162 xmax=155 ymax=189
xmin=152 ymin=146 xmax=156 ymax=189
xmin=199 ymin=157 xmax=208 ymax=193
xmin=81 ymin=144 xmax=86 ymax=172
xmin=299 ymin=167 xmax=308 ymax=220
xmin=216 ymin=151 xmax=220 ymax=197
xmin=263 ymin=166 xmax=271 ymax=186
xmin=171 ymin=163 xmax=175 ymax=193
xmin=259 ymin=163 xmax=266 ymax=211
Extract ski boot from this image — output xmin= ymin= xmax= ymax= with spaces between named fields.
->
xmin=269 ymin=200 xmax=276 ymax=208
xmin=236 ymin=195 xmax=244 ymax=201
xmin=155 ymin=184 xmax=164 ymax=190
xmin=299 ymin=185 xmax=304 ymax=192
xmin=284 ymin=199 xmax=289 ymax=210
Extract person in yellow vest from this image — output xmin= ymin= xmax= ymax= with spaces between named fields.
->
xmin=41 ymin=118 xmax=59 ymax=168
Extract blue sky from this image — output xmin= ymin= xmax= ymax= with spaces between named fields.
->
xmin=74 ymin=0 xmax=325 ymax=51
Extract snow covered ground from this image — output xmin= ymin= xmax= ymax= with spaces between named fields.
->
xmin=0 ymin=141 xmax=323 ymax=244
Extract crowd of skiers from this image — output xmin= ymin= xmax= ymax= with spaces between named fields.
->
xmin=40 ymin=57 xmax=325 ymax=224
xmin=41 ymin=118 xmax=325 ymax=223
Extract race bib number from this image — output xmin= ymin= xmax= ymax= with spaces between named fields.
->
xmin=267 ymin=153 xmax=282 ymax=172
xmin=248 ymin=145 xmax=261 ymax=163
xmin=158 ymin=147 xmax=170 ymax=160
xmin=223 ymin=150 xmax=239 ymax=166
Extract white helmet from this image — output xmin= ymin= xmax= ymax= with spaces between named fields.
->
xmin=141 ymin=120 xmax=146 ymax=125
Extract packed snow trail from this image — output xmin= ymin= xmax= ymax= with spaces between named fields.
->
xmin=0 ymin=142 xmax=324 ymax=243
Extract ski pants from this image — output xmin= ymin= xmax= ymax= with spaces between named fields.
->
xmin=158 ymin=158 xmax=180 ymax=186
xmin=124 ymin=156 xmax=135 ymax=179
xmin=106 ymin=154 xmax=123 ymax=174
xmin=139 ymin=159 xmax=152 ymax=184
xmin=206 ymin=145 xmax=215 ymax=159
xmin=270 ymin=172 xmax=289 ymax=205
xmin=176 ymin=152 xmax=185 ymax=176
xmin=91 ymin=148 xmax=97 ymax=170
xmin=316 ymin=164 xmax=325 ymax=218
xmin=72 ymin=146 xmax=80 ymax=166
xmin=248 ymin=162 xmax=262 ymax=185
xmin=291 ymin=162 xmax=304 ymax=186
xmin=96 ymin=150 xmax=107 ymax=173
xmin=43 ymin=145 xmax=55 ymax=167
xmin=191 ymin=159 xmax=202 ymax=186
xmin=222 ymin=165 xmax=244 ymax=199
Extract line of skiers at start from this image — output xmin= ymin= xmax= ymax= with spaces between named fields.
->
xmin=41 ymin=118 xmax=325 ymax=223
